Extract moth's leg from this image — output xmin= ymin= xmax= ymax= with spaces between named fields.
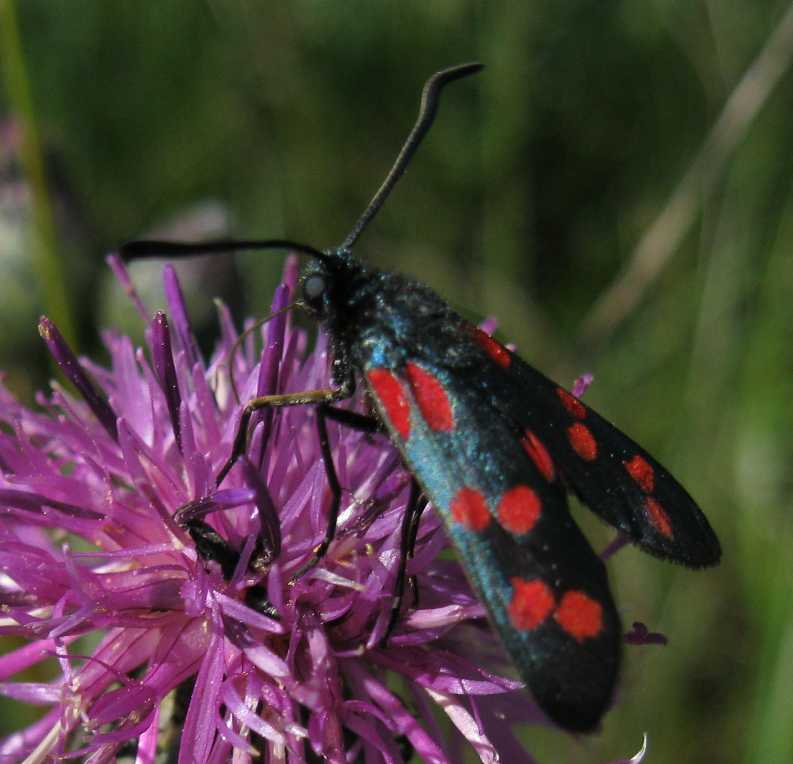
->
xmin=290 ymin=403 xmax=380 ymax=579
xmin=184 ymin=385 xmax=353 ymax=600
xmin=321 ymin=405 xmax=381 ymax=433
xmin=297 ymin=405 xmax=426 ymax=642
xmin=316 ymin=410 xmax=428 ymax=640
xmin=216 ymin=385 xmax=353 ymax=486
xmin=406 ymin=490 xmax=429 ymax=609
xmin=184 ymin=517 xmax=277 ymax=618
xmin=183 ymin=518 xmax=241 ymax=580
xmin=175 ymin=493 xmax=278 ymax=579
xmin=382 ymin=478 xmax=424 ymax=644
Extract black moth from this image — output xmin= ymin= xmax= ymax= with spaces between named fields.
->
xmin=120 ymin=63 xmax=721 ymax=733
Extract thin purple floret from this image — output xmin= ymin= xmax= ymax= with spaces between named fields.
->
xmin=38 ymin=315 xmax=118 ymax=440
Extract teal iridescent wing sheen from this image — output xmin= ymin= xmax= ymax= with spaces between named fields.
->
xmin=362 ymin=348 xmax=621 ymax=732
xmin=466 ymin=327 xmax=721 ymax=568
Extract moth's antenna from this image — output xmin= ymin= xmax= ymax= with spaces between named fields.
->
xmin=116 ymin=238 xmax=330 ymax=264
xmin=117 ymin=65 xmax=483 ymax=263
xmin=341 ymin=62 xmax=483 ymax=251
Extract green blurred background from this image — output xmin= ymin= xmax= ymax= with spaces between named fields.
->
xmin=2 ymin=1 xmax=793 ymax=762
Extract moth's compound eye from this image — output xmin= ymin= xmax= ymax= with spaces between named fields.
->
xmin=303 ymin=274 xmax=327 ymax=303
xmin=302 ymin=272 xmax=330 ymax=317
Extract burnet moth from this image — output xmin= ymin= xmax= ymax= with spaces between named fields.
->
xmin=119 ymin=63 xmax=721 ymax=732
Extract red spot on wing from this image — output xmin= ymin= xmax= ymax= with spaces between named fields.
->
xmin=508 ymin=578 xmax=555 ymax=631
xmin=405 ymin=362 xmax=454 ymax=431
xmin=520 ymin=430 xmax=555 ymax=482
xmin=556 ymin=387 xmax=586 ymax=419
xmin=498 ymin=485 xmax=542 ymax=534
xmin=367 ymin=368 xmax=410 ymax=440
xmin=624 ymin=454 xmax=655 ymax=493
xmin=450 ymin=487 xmax=491 ymax=532
xmin=567 ymin=423 xmax=598 ymax=461
xmin=472 ymin=328 xmax=511 ymax=368
xmin=645 ymin=497 xmax=674 ymax=539
xmin=554 ymin=590 xmax=603 ymax=642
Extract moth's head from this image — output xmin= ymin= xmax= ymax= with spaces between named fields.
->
xmin=298 ymin=248 xmax=358 ymax=321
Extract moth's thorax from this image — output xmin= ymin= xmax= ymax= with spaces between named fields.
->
xmin=299 ymin=250 xmax=478 ymax=375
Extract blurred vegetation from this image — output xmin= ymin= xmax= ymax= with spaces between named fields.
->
xmin=2 ymin=1 xmax=793 ymax=762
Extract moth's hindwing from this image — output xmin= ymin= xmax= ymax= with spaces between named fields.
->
xmin=467 ymin=327 xmax=721 ymax=568
xmin=364 ymin=352 xmax=621 ymax=732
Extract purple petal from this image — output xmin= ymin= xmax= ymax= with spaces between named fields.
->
xmin=191 ymin=362 xmax=222 ymax=448
xmin=38 ymin=316 xmax=118 ymax=440
xmin=220 ymin=680 xmax=285 ymax=745
xmin=472 ymin=692 xmax=544 ymax=761
xmin=0 ymin=638 xmax=59 ymax=679
xmin=572 ymin=372 xmax=594 ymax=398
xmin=213 ymin=708 xmax=257 ymax=756
xmin=281 ymin=255 xmax=300 ymax=295
xmin=373 ymin=647 xmax=521 ymax=695
xmin=88 ymin=682 xmax=156 ymax=725
xmin=106 ymin=334 xmax=152 ymax=441
xmin=180 ymin=400 xmax=210 ymax=497
xmin=150 ymin=312 xmax=182 ymax=453
xmin=601 ymin=532 xmax=631 ymax=561
xmin=340 ymin=713 xmax=402 ymax=764
xmin=135 ymin=701 xmax=160 ymax=764
xmin=174 ymin=488 xmax=256 ymax=524
xmin=251 ymin=283 xmax=291 ymax=467
xmin=0 ymin=681 xmax=61 ymax=704
xmin=346 ymin=663 xmax=447 ymax=763
xmin=215 ymin=593 xmax=284 ymax=636
xmin=106 ymin=253 xmax=148 ymax=320
xmin=179 ymin=627 xmax=225 ymax=764
xmin=0 ymin=706 xmax=61 ymax=759
xmin=0 ymin=489 xmax=104 ymax=520
xmin=163 ymin=264 xmax=202 ymax=369
xmin=479 ymin=316 xmax=498 ymax=335
xmin=424 ymin=686 xmax=499 ymax=764
xmin=241 ymin=457 xmax=281 ymax=563
xmin=625 ymin=622 xmax=668 ymax=646
xmin=242 ymin=640 xmax=291 ymax=678
xmin=63 ymin=705 xmax=157 ymax=759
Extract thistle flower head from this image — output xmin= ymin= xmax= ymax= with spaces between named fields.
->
xmin=0 ymin=257 xmax=648 ymax=763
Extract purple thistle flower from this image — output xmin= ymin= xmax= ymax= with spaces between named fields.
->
xmin=0 ymin=257 xmax=648 ymax=763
